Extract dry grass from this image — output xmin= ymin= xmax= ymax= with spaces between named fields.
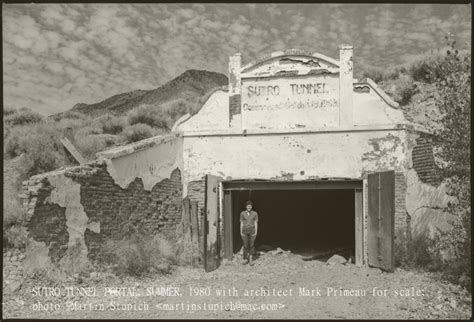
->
xmin=121 ymin=123 xmax=160 ymax=143
xmin=101 ymin=232 xmax=178 ymax=276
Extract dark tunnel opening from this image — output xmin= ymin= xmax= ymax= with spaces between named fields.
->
xmin=231 ymin=188 xmax=355 ymax=258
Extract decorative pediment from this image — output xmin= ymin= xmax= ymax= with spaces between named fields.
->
xmin=241 ymin=49 xmax=339 ymax=78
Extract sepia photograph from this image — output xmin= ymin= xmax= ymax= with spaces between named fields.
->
xmin=2 ymin=2 xmax=472 ymax=320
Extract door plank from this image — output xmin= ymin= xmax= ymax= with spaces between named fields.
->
xmin=223 ymin=191 xmax=233 ymax=260
xmin=355 ymin=189 xmax=363 ymax=267
xmin=204 ymin=174 xmax=220 ymax=272
xmin=367 ymin=171 xmax=395 ymax=272
xmin=190 ymin=201 xmax=199 ymax=266
xmin=181 ymin=197 xmax=192 ymax=263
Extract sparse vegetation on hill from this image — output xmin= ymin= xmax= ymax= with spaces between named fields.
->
xmin=357 ymin=47 xmax=470 ymax=130
xmin=122 ymin=123 xmax=161 ymax=143
xmin=430 ymin=38 xmax=471 ymax=290
xmin=3 ymin=70 xmax=226 ymax=252
xmin=74 ymin=134 xmax=109 ymax=160
xmin=4 ymin=121 xmax=69 ymax=175
xmin=4 ymin=107 xmax=44 ymax=127
xmin=127 ymin=104 xmax=170 ymax=130
xmin=359 ymin=38 xmax=471 ymax=290
xmin=52 ymin=69 xmax=227 ymax=118
xmin=94 ymin=114 xmax=127 ymax=134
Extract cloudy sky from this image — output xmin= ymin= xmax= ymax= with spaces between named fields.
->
xmin=3 ymin=3 xmax=471 ymax=115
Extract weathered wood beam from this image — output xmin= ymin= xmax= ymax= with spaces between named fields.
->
xmin=60 ymin=137 xmax=86 ymax=165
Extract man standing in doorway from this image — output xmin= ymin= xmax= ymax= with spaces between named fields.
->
xmin=240 ymin=200 xmax=258 ymax=266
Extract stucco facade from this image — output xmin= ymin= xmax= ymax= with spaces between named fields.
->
xmin=21 ymin=45 xmax=450 ymax=273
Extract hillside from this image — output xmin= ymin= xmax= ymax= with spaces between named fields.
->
xmin=54 ymin=69 xmax=228 ymax=118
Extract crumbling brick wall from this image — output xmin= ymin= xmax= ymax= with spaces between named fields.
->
xmin=411 ymin=133 xmax=441 ymax=186
xmin=26 ymin=180 xmax=69 ymax=263
xmin=404 ymin=131 xmax=453 ymax=240
xmin=20 ymin=160 xmax=183 ymax=267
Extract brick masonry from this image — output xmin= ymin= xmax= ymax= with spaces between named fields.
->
xmin=20 ymin=161 xmax=183 ymax=265
xmin=411 ymin=133 xmax=441 ymax=186
xmin=229 ymin=94 xmax=241 ymax=123
xmin=394 ymin=172 xmax=407 ymax=235
xmin=363 ymin=171 xmax=407 ymax=266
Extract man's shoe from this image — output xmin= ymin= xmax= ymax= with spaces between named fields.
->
xmin=242 ymin=259 xmax=249 ymax=265
xmin=249 ymin=260 xmax=254 ymax=266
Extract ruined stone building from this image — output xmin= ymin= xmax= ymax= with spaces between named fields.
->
xmin=21 ymin=45 xmax=452 ymax=273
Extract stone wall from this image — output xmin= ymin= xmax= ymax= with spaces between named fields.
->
xmin=20 ymin=159 xmax=183 ymax=273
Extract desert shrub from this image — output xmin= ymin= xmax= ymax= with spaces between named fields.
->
xmin=384 ymin=74 xmax=417 ymax=106
xmin=67 ymin=111 xmax=88 ymax=120
xmin=115 ymin=238 xmax=149 ymax=276
xmin=395 ymin=231 xmax=443 ymax=271
xmin=3 ymin=106 xmax=17 ymax=116
xmin=4 ymin=225 xmax=28 ymax=249
xmin=101 ymin=225 xmax=176 ymax=276
xmin=94 ymin=114 xmax=127 ymax=134
xmin=26 ymin=262 xmax=69 ymax=286
xmin=361 ymin=66 xmax=384 ymax=83
xmin=4 ymin=130 xmax=21 ymax=158
xmin=74 ymin=126 xmax=103 ymax=138
xmin=74 ymin=135 xmax=108 ymax=160
xmin=383 ymin=68 xmax=400 ymax=81
xmin=3 ymin=190 xmax=24 ymax=227
xmin=4 ymin=108 xmax=43 ymax=126
xmin=384 ymin=66 xmax=411 ymax=81
xmin=166 ymin=99 xmax=190 ymax=120
xmin=157 ymin=99 xmax=195 ymax=130
xmin=121 ymin=123 xmax=159 ymax=143
xmin=408 ymin=52 xmax=445 ymax=83
xmin=23 ymin=146 xmax=65 ymax=176
xmin=52 ymin=110 xmax=89 ymax=122
xmin=146 ymin=235 xmax=179 ymax=266
xmin=430 ymin=38 xmax=471 ymax=290
xmin=3 ymin=186 xmax=28 ymax=249
xmin=127 ymin=104 xmax=170 ymax=129
xmin=60 ymin=237 xmax=89 ymax=275
xmin=52 ymin=119 xmax=88 ymax=140
xmin=4 ymin=122 xmax=67 ymax=176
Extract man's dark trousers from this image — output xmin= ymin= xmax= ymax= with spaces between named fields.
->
xmin=242 ymin=233 xmax=256 ymax=260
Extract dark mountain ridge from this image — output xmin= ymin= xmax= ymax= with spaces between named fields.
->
xmin=54 ymin=69 xmax=228 ymax=118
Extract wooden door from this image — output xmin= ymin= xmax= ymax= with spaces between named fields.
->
xmin=367 ymin=170 xmax=395 ymax=272
xmin=204 ymin=174 xmax=220 ymax=272
xmin=354 ymin=188 xmax=363 ymax=266
xmin=223 ymin=190 xmax=233 ymax=260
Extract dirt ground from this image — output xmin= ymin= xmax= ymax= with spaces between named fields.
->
xmin=3 ymin=249 xmax=472 ymax=320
